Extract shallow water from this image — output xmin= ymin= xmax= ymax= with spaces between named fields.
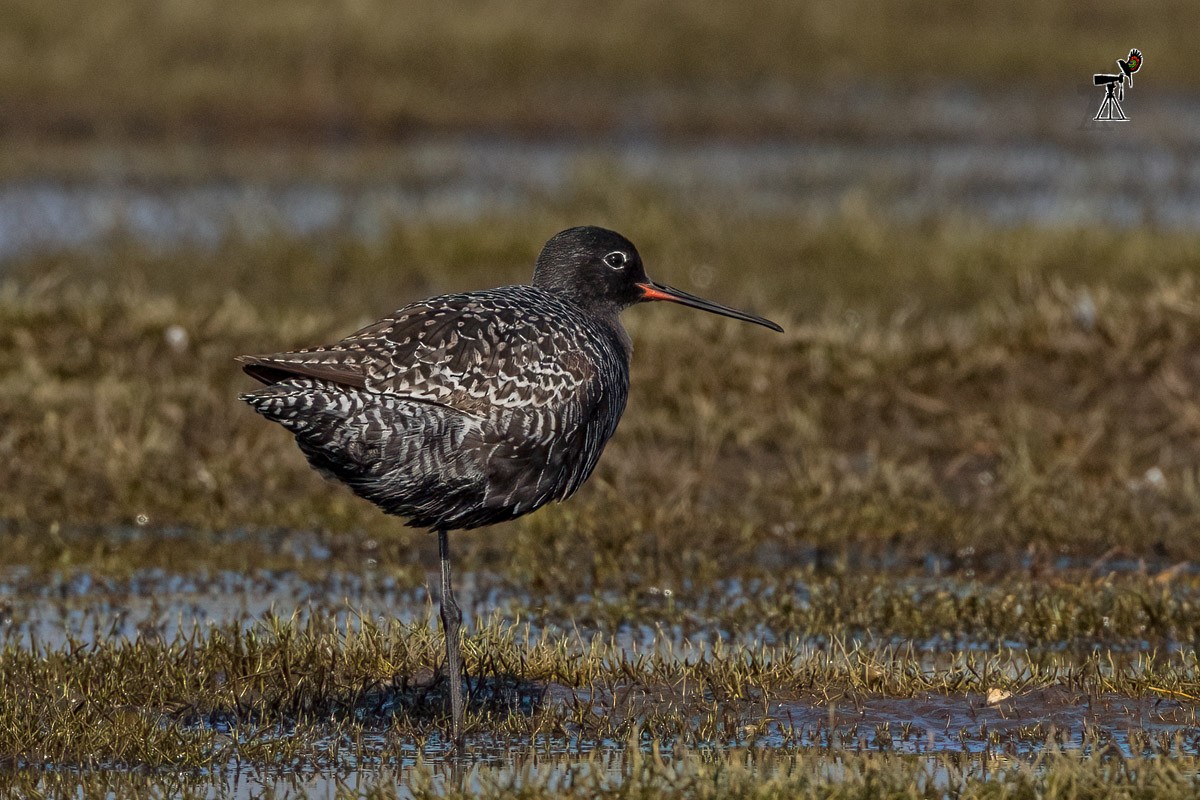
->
xmin=3 ymin=556 xmax=1198 ymax=795
xmin=3 ymin=557 xmax=1195 ymax=654
xmin=1 ymin=139 xmax=1193 ymax=262
xmin=770 ymin=689 xmax=1199 ymax=757
xmin=11 ymin=693 xmax=1199 ymax=798
xmin=2 ymin=89 xmax=1199 ymax=261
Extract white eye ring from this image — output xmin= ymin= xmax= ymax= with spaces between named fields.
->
xmin=604 ymin=251 xmax=628 ymax=269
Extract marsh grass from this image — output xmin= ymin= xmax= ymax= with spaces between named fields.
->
xmin=535 ymin=570 xmax=1200 ymax=651
xmin=2 ymin=612 xmax=1197 ymax=773
xmin=2 ymin=560 xmax=1199 ymax=661
xmin=4 ymin=214 xmax=1200 ymax=579
xmin=7 ymin=746 xmax=1200 ymax=798
xmin=4 ymin=212 xmax=1200 ymax=790
xmin=374 ymin=746 xmax=1200 ymax=800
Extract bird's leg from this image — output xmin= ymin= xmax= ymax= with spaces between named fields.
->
xmin=438 ymin=528 xmax=465 ymax=747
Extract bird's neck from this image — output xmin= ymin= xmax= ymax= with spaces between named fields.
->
xmin=610 ymin=317 xmax=633 ymax=360
xmin=565 ymin=293 xmax=633 ymax=360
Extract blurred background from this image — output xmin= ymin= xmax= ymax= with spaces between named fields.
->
xmin=0 ymin=0 xmax=1196 ymax=257
xmin=2 ymin=0 xmax=1199 ymax=570
xmin=5 ymin=1 xmax=1200 ymax=791
xmin=3 ymin=0 xmax=1200 ymax=566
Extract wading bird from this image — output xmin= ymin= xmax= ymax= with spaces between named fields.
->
xmin=238 ymin=226 xmax=782 ymax=744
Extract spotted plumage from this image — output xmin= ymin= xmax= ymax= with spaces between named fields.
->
xmin=238 ymin=225 xmax=781 ymax=745
xmin=240 ymin=284 xmax=630 ymax=530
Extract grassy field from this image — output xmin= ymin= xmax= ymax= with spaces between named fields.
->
xmin=0 ymin=0 xmax=1194 ymax=141
xmin=0 ymin=207 xmax=1199 ymax=792
xmin=4 ymin=208 xmax=1200 ymax=570
xmin=2 ymin=611 xmax=1199 ymax=769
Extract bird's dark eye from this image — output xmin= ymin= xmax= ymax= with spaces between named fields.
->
xmin=604 ymin=251 xmax=628 ymax=270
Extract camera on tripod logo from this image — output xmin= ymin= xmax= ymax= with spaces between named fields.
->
xmin=1093 ymin=49 xmax=1142 ymax=122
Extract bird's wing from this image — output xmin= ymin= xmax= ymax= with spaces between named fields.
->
xmin=236 ymin=317 xmax=397 ymax=388
xmin=239 ymin=286 xmax=629 ymax=519
xmin=363 ymin=288 xmax=606 ymax=414
xmin=239 ymin=287 xmax=609 ymax=417
xmin=237 ymin=353 xmax=368 ymax=388
xmin=353 ymin=287 xmax=629 ymax=511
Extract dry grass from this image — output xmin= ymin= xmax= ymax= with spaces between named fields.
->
xmin=0 ymin=0 xmax=1194 ymax=141
xmin=3 ymin=212 xmax=1200 ymax=579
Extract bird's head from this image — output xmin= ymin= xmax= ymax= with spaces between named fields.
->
xmin=532 ymin=226 xmax=782 ymax=331
xmin=533 ymin=226 xmax=650 ymax=311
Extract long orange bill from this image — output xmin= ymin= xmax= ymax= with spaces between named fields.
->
xmin=636 ymin=281 xmax=783 ymax=332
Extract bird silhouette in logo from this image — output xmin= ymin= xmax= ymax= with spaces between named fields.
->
xmin=1118 ymin=49 xmax=1143 ymax=85
xmin=1094 ymin=48 xmax=1142 ymax=121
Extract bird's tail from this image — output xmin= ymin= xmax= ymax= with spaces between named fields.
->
xmin=240 ymin=378 xmax=364 ymax=435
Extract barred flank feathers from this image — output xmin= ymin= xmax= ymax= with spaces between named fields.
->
xmin=237 ymin=287 xmax=631 ymax=532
